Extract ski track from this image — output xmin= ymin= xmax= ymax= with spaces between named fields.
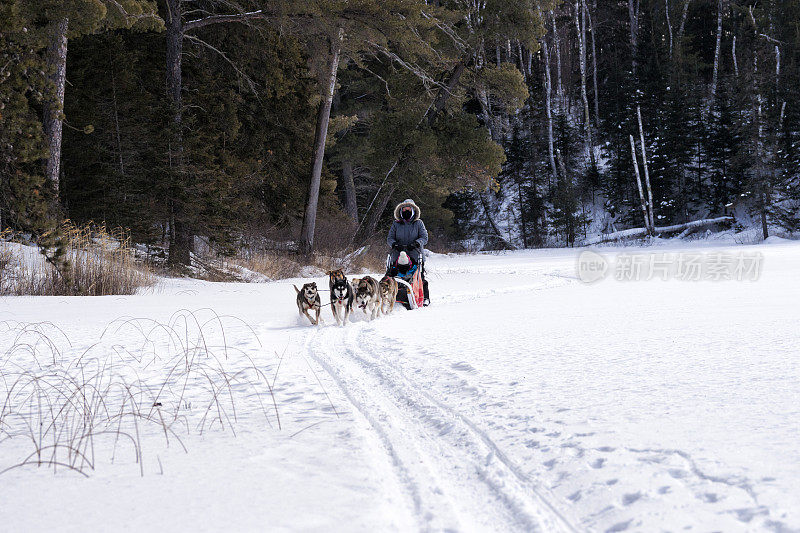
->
xmin=290 ymin=250 xmax=799 ymax=532
xmin=304 ymin=324 xmax=575 ymax=533
xmin=299 ymin=276 xmax=578 ymax=532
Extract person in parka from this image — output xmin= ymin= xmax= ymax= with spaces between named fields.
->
xmin=387 ymin=198 xmax=430 ymax=305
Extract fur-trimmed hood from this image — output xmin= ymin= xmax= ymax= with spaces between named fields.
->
xmin=393 ymin=199 xmax=421 ymax=222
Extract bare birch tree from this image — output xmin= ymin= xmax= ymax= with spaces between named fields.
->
xmin=637 ymin=106 xmax=655 ymax=231
xmin=584 ymin=0 xmax=600 ymax=125
xmin=42 ymin=18 xmax=69 ymax=194
xmin=666 ymin=0 xmax=673 ymax=57
xmin=706 ymin=0 xmax=724 ymax=117
xmin=575 ymin=1 xmax=595 ymax=168
xmin=677 ymin=0 xmax=691 ymax=44
xmin=630 ymin=134 xmax=652 ymax=234
xmin=551 ymin=10 xmax=564 ymax=104
xmin=540 ymin=34 xmax=558 ymax=183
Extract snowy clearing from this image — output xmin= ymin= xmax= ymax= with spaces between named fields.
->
xmin=1 ymin=239 xmax=798 ymax=532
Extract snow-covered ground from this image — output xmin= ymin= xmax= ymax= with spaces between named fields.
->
xmin=1 ymin=238 xmax=798 ymax=532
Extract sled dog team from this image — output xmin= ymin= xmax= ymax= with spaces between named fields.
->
xmin=294 ymin=269 xmax=399 ymax=327
xmin=294 ymin=198 xmax=428 ymax=326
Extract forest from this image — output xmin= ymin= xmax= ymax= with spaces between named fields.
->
xmin=2 ymin=0 xmax=800 ymax=267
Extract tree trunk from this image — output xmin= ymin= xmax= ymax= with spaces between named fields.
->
xmin=526 ymin=47 xmax=533 ymax=80
xmin=358 ymin=182 xmax=396 ymax=243
xmin=427 ymin=59 xmax=465 ymax=126
xmin=555 ymin=149 xmax=576 ymax=246
xmin=666 ymin=0 xmax=674 ymax=57
xmin=43 ymin=17 xmax=69 ymax=196
xmin=575 ymin=1 xmax=596 ymax=168
xmin=630 ymin=134 xmax=652 ymax=234
xmin=342 ymin=159 xmax=358 ymax=222
xmin=629 ymin=0 xmax=639 ymax=74
xmin=517 ymin=182 xmax=528 ymax=248
xmin=541 ymin=38 xmax=558 ymax=184
xmin=732 ymin=35 xmax=738 ymax=77
xmin=551 ymin=11 xmax=563 ymax=104
xmin=754 ymin=52 xmax=768 ymax=241
xmin=637 ymin=105 xmax=655 ymax=232
xmin=706 ymin=0 xmax=723 ymax=117
xmin=477 ymin=87 xmax=496 ymax=140
xmin=111 ymin=65 xmax=125 ymax=177
xmin=586 ymin=0 xmax=600 ymax=125
xmin=300 ymin=28 xmax=344 ymax=254
xmin=165 ymin=0 xmax=193 ymax=267
xmin=677 ymin=0 xmax=690 ymax=43
xmin=166 ymin=0 xmax=182 ymax=137
xmin=584 ymin=216 xmax=733 ymax=244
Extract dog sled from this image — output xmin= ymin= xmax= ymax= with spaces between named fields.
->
xmin=385 ymin=249 xmax=425 ymax=310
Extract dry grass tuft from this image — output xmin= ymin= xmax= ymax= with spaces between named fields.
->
xmin=0 ymin=310 xmax=283 ymax=477
xmin=229 ymin=242 xmax=388 ymax=281
xmin=230 ymin=250 xmax=307 ymax=280
xmin=0 ymin=222 xmax=155 ymax=296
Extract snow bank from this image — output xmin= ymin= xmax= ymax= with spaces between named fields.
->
xmin=1 ymin=240 xmax=799 ymax=531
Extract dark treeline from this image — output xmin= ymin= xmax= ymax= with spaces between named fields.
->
xmin=2 ymin=0 xmax=800 ymax=266
xmin=466 ymin=0 xmax=800 ymax=248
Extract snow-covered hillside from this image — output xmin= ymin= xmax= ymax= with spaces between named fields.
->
xmin=1 ymin=239 xmax=798 ymax=532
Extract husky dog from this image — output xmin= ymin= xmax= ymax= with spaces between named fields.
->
xmin=352 ymin=276 xmax=382 ymax=320
xmin=379 ymin=276 xmax=398 ymax=315
xmin=328 ymin=269 xmax=353 ymax=326
xmin=294 ymin=282 xmax=321 ymax=325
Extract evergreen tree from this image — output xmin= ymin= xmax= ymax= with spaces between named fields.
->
xmin=0 ymin=3 xmax=52 ymax=233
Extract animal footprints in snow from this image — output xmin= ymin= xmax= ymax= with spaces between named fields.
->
xmin=733 ymin=506 xmax=769 ymax=523
xmin=590 ymin=458 xmax=606 ymax=469
xmin=450 ymin=361 xmax=477 ymax=374
xmin=668 ymin=468 xmax=689 ymax=479
xmin=622 ymin=492 xmax=642 ymax=506
xmin=605 ymin=519 xmax=633 ymax=532
xmin=560 ymin=442 xmax=585 ymax=458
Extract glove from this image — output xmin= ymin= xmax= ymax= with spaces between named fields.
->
xmin=411 ymin=242 xmax=421 ymax=250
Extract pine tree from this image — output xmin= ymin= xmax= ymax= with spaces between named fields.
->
xmin=703 ymin=77 xmax=744 ymax=215
xmin=0 ymin=4 xmax=52 ymax=233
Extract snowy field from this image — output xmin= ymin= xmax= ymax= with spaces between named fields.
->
xmin=1 ymin=238 xmax=799 ymax=532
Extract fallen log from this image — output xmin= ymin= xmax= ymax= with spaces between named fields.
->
xmin=582 ymin=216 xmax=734 ymax=246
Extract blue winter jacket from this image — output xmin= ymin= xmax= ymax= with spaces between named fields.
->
xmin=387 ymin=199 xmax=428 ymax=264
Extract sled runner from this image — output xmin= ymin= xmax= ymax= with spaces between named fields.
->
xmin=385 ymin=250 xmax=425 ymax=310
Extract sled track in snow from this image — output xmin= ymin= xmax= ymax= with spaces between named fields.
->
xmin=303 ymin=324 xmax=576 ymax=532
